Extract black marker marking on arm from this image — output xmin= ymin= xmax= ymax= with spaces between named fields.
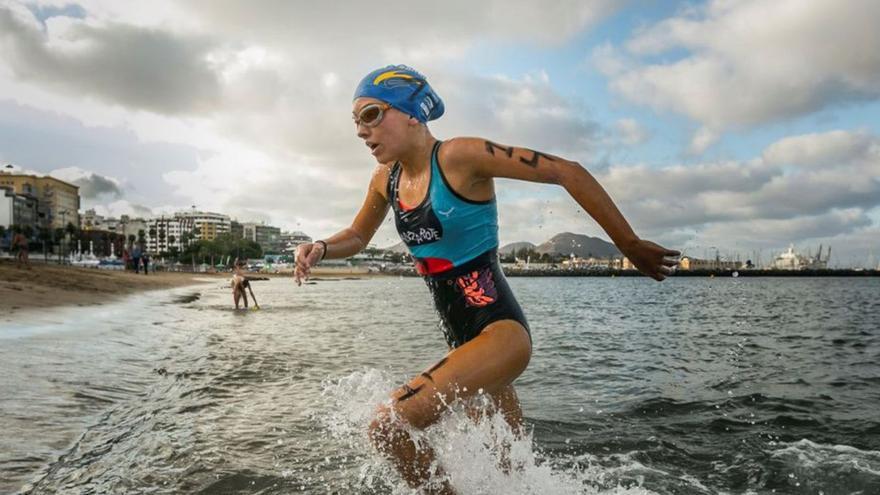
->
xmin=519 ymin=149 xmax=556 ymax=168
xmin=396 ymin=383 xmax=423 ymax=402
xmin=484 ymin=141 xmax=514 ymax=158
xmin=420 ymin=357 xmax=448 ymax=383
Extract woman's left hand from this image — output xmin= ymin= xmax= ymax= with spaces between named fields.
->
xmin=621 ymin=238 xmax=680 ymax=281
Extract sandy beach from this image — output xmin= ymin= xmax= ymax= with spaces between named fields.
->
xmin=0 ymin=260 xmax=215 ymax=317
xmin=0 ymin=260 xmax=389 ymax=318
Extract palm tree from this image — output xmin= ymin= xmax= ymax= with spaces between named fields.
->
xmin=158 ymin=228 xmax=166 ymax=256
xmin=54 ymin=227 xmax=64 ymax=261
xmin=37 ymin=226 xmax=52 ymax=261
xmin=65 ymin=222 xmax=78 ymax=258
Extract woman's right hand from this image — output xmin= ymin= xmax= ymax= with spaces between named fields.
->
xmin=294 ymin=242 xmax=325 ymax=286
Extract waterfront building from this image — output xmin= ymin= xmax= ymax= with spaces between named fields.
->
xmin=0 ymin=171 xmax=80 ymax=229
xmin=678 ymin=256 xmax=741 ymax=271
xmin=242 ymin=222 xmax=283 ymax=253
xmin=83 ymin=212 xmax=150 ymax=243
xmin=562 ymin=254 xmax=617 ymax=269
xmin=280 ymin=231 xmax=312 ymax=253
xmin=174 ymin=210 xmax=230 ymax=241
xmin=230 ymin=220 xmax=244 ymax=240
xmin=81 ymin=209 xmax=104 ymax=230
xmin=772 ymin=244 xmax=830 ymax=270
xmin=145 ymin=216 xmax=194 ymax=254
xmin=0 ymin=186 xmax=40 ymax=232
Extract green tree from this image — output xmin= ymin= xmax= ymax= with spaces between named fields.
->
xmin=37 ymin=226 xmax=52 ymax=261
xmin=158 ymin=227 xmax=166 ymax=255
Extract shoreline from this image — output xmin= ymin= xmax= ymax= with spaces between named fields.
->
xmin=0 ymin=260 xmax=222 ymax=318
xmin=4 ymin=261 xmax=877 ymax=318
xmin=0 ymin=261 xmax=390 ymax=317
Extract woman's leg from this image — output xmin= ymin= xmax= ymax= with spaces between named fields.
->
xmin=368 ymin=319 xmax=531 ymax=492
xmin=466 ymin=384 xmax=524 ymax=435
xmin=233 ymin=284 xmax=243 ymax=309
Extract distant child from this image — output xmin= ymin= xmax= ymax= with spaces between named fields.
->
xmin=11 ymin=228 xmax=30 ymax=269
xmin=231 ymin=258 xmax=251 ymax=309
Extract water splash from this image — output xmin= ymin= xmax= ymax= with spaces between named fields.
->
xmin=769 ymin=439 xmax=880 ymax=492
xmin=317 ymin=369 xmax=658 ymax=494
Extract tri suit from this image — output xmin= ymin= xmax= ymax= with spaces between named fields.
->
xmin=388 ymin=140 xmax=530 ymax=348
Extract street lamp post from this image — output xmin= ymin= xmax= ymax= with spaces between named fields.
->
xmin=58 ymin=209 xmax=70 ymax=263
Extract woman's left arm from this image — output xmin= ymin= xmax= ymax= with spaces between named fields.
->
xmin=444 ymin=137 xmax=680 ymax=281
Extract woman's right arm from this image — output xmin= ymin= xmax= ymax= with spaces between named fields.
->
xmin=294 ymin=165 xmax=391 ymax=285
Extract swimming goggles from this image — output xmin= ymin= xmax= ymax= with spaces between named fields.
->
xmin=353 ymin=103 xmax=391 ymax=127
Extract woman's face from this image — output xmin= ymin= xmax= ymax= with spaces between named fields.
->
xmin=352 ymin=97 xmax=414 ymax=163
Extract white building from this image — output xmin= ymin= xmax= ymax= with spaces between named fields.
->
xmin=175 ymin=210 xmax=230 ymax=241
xmin=1 ymin=186 xmax=39 ymax=231
xmin=145 ymin=216 xmax=195 ymax=254
xmin=280 ymin=231 xmax=312 ymax=253
xmin=772 ymin=244 xmax=830 ymax=270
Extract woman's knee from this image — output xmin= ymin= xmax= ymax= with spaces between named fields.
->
xmin=485 ymin=321 xmax=532 ymax=375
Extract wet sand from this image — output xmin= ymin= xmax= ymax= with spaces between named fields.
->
xmin=0 ymin=260 xmax=388 ymax=319
xmin=0 ymin=260 xmax=217 ymax=317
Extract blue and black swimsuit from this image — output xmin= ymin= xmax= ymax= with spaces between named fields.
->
xmin=388 ymin=140 xmax=529 ymax=348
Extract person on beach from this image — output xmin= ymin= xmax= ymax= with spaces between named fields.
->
xmin=141 ymin=251 xmax=150 ymax=275
xmin=11 ymin=227 xmax=30 ymax=269
xmin=231 ymin=258 xmax=251 ymax=310
xmin=294 ymin=65 xmax=680 ymax=492
xmin=131 ymin=243 xmax=142 ymax=274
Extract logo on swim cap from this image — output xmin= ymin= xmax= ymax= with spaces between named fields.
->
xmin=373 ymin=70 xmax=416 ymax=86
xmin=354 ymin=65 xmax=445 ymax=123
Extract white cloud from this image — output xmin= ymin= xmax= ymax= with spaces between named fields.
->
xmin=596 ymin=0 xmax=880 ymax=136
xmin=761 ymin=129 xmax=877 ymax=168
xmin=2 ymin=1 xmax=878 ymax=266
xmin=50 ymin=166 xmax=123 ymax=198
xmin=614 ymin=118 xmax=650 ymax=146
xmin=0 ymin=2 xmax=222 ymax=114
xmin=497 ymin=129 xmax=880 ymax=265
xmin=687 ymin=127 xmax=718 ymax=155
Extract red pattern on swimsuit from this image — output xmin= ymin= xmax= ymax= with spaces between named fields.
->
xmin=456 ymin=268 xmax=497 ymax=307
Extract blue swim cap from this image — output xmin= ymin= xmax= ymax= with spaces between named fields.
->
xmin=353 ymin=65 xmax=444 ymax=123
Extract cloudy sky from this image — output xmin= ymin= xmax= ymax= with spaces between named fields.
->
xmin=1 ymin=0 xmax=878 ymax=266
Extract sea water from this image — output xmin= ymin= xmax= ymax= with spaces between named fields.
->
xmin=1 ymin=276 xmax=879 ymax=494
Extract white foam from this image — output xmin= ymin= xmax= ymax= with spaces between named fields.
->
xmin=318 ymin=369 xmax=660 ymax=494
xmin=771 ymin=438 xmax=880 ymax=476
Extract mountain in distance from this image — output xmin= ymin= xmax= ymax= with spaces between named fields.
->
xmin=499 ymin=242 xmax=536 ymax=255
xmin=535 ymin=232 xmax=620 ymax=258
xmin=383 ymin=233 xmax=619 ymax=258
